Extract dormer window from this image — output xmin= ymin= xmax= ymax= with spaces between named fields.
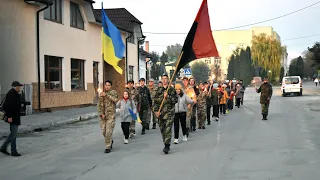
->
xmin=44 ymin=0 xmax=62 ymax=23
xmin=70 ymin=2 xmax=84 ymax=29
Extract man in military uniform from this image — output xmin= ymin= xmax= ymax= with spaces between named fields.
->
xmin=148 ymin=78 xmax=157 ymax=129
xmin=182 ymin=77 xmax=196 ymax=136
xmin=126 ymin=80 xmax=137 ymax=137
xmin=136 ymin=78 xmax=152 ymax=134
xmin=97 ymin=80 xmax=118 ymax=153
xmin=256 ymin=77 xmax=273 ymax=120
xmin=189 ymin=77 xmax=199 ymax=132
xmin=197 ymin=82 xmax=208 ymax=129
xmin=154 ymin=74 xmax=178 ymax=154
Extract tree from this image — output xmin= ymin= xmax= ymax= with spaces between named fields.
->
xmin=280 ymin=67 xmax=284 ymax=82
xmin=227 ymin=55 xmax=235 ymax=79
xmin=191 ymin=61 xmax=210 ymax=83
xmin=296 ymin=56 xmax=304 ymax=78
xmin=289 ymin=58 xmax=298 ymax=76
xmin=151 ymin=64 xmax=161 ymax=80
xmin=165 ymin=43 xmax=183 ymax=62
xmin=251 ymin=33 xmax=285 ymax=81
xmin=308 ymin=42 xmax=320 ymax=67
xmin=160 ymin=52 xmax=168 ymax=65
xmin=149 ymin=51 xmax=160 ymax=64
xmin=302 ymin=50 xmax=316 ymax=78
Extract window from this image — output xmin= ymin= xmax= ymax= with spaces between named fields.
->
xmin=128 ymin=66 xmax=134 ymax=81
xmin=44 ymin=0 xmax=62 ymax=23
xmin=205 ymin=58 xmax=211 ymax=64
xmin=45 ymin=55 xmax=62 ymax=90
xmin=71 ymin=59 xmax=85 ymax=90
xmin=128 ymin=35 xmax=135 ymax=44
xmin=284 ymin=78 xmax=299 ymax=84
xmin=214 ymin=57 xmax=221 ymax=65
xmin=70 ymin=2 xmax=84 ymax=29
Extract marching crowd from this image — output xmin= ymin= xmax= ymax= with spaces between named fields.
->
xmin=0 ymin=76 xmax=272 ymax=156
xmin=97 ymin=75 xmax=248 ymax=154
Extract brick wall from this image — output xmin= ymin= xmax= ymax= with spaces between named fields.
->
xmin=104 ymin=60 xmax=126 ymax=98
xmin=32 ymin=83 xmax=97 ymax=110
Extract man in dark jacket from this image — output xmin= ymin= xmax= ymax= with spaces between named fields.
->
xmin=1 ymin=81 xmax=24 ymax=156
xmin=256 ymin=77 xmax=273 ymax=120
xmin=136 ymin=78 xmax=152 ymax=134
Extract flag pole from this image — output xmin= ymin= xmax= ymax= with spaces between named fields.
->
xmin=157 ymin=51 xmax=184 ymax=114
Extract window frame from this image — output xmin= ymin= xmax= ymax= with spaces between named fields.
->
xmin=45 ymin=55 xmax=63 ymax=91
xmin=70 ymin=1 xmax=85 ymax=30
xmin=71 ymin=59 xmax=85 ymax=91
xmin=44 ymin=0 xmax=62 ymax=23
xmin=128 ymin=66 xmax=134 ymax=81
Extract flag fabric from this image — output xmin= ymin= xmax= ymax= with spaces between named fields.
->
xmin=176 ymin=0 xmax=219 ymax=72
xmin=101 ymin=6 xmax=125 ymax=74
xmin=128 ymin=108 xmax=142 ymax=124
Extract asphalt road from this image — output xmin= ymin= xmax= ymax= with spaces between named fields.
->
xmin=1 ymin=82 xmax=320 ymax=180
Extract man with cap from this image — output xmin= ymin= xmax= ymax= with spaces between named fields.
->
xmin=153 ymin=74 xmax=178 ymax=154
xmin=189 ymin=77 xmax=199 ymax=132
xmin=1 ymin=81 xmax=24 ymax=156
xmin=136 ymin=78 xmax=152 ymax=134
xmin=204 ymin=82 xmax=213 ymax=125
xmin=126 ymin=80 xmax=138 ymax=137
xmin=256 ymin=77 xmax=273 ymax=120
xmin=148 ymin=78 xmax=157 ymax=129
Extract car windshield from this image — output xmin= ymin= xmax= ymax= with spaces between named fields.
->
xmin=285 ymin=78 xmax=299 ymax=84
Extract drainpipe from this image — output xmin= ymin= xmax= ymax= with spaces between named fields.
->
xmin=36 ymin=4 xmax=50 ymax=111
xmin=125 ymin=34 xmax=133 ymax=82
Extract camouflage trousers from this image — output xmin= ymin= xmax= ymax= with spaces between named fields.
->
xmin=186 ymin=105 xmax=192 ymax=129
xmin=159 ymin=111 xmax=175 ymax=145
xmin=139 ymin=109 xmax=149 ymax=129
xmin=197 ymin=106 xmax=206 ymax=128
xmin=129 ymin=120 xmax=136 ymax=135
xmin=147 ymin=108 xmax=157 ymax=125
xmin=261 ymin=103 xmax=270 ymax=116
xmin=100 ymin=116 xmax=115 ymax=149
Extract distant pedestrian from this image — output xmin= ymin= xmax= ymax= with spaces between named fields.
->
xmin=204 ymin=82 xmax=213 ymax=125
xmin=148 ymin=78 xmax=157 ymax=129
xmin=219 ymin=84 xmax=229 ymax=115
xmin=235 ymin=83 xmax=244 ymax=108
xmin=314 ymin=78 xmax=319 ymax=87
xmin=1 ymin=81 xmax=24 ymax=157
xmin=197 ymin=82 xmax=208 ymax=129
xmin=116 ymin=90 xmax=137 ymax=144
xmin=228 ymin=89 xmax=235 ymax=111
xmin=154 ymin=74 xmax=178 ymax=154
xmin=211 ymin=83 xmax=221 ymax=121
xmin=256 ymin=77 xmax=273 ymax=120
xmin=173 ymin=84 xmax=194 ymax=144
xmin=98 ymin=80 xmax=119 ymax=153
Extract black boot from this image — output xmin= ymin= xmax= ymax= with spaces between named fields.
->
xmin=11 ymin=151 xmax=21 ymax=157
xmin=104 ymin=149 xmax=111 ymax=153
xmin=262 ymin=115 xmax=267 ymax=120
xmin=186 ymin=128 xmax=190 ymax=137
xmin=146 ymin=124 xmax=149 ymax=130
xmin=152 ymin=123 xmax=156 ymax=129
xmin=0 ymin=148 xmax=10 ymax=156
xmin=111 ymin=140 xmax=114 ymax=149
xmin=163 ymin=144 xmax=170 ymax=154
xmin=142 ymin=128 xmax=146 ymax=135
xmin=207 ymin=120 xmax=211 ymax=125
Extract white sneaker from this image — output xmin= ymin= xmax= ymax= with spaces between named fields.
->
xmin=124 ymin=139 xmax=128 ymax=144
xmin=173 ymin=139 xmax=179 ymax=144
xmin=182 ymin=135 xmax=188 ymax=142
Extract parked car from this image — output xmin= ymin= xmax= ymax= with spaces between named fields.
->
xmin=281 ymin=76 xmax=302 ymax=97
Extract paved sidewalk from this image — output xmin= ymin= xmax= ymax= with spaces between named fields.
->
xmin=0 ymin=106 xmax=98 ymax=139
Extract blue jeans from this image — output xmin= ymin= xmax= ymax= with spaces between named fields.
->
xmin=1 ymin=124 xmax=18 ymax=152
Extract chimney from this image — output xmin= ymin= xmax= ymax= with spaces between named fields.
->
xmin=145 ymin=41 xmax=149 ymax=52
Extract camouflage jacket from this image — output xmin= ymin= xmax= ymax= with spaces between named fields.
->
xmin=136 ymin=86 xmax=152 ymax=111
xmin=97 ymin=89 xmax=118 ymax=117
xmin=197 ymin=89 xmax=207 ymax=108
xmin=257 ymin=82 xmax=273 ymax=104
xmin=126 ymin=87 xmax=138 ymax=104
xmin=153 ymin=85 xmax=178 ymax=115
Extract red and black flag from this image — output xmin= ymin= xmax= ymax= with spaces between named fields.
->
xmin=176 ymin=0 xmax=219 ymax=72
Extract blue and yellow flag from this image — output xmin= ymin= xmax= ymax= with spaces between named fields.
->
xmin=101 ymin=6 xmax=125 ymax=74
xmin=128 ymin=108 xmax=142 ymax=124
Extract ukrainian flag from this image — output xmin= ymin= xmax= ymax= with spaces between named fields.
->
xmin=101 ymin=6 xmax=125 ymax=74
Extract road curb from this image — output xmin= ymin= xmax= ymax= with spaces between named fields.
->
xmin=0 ymin=112 xmax=99 ymax=139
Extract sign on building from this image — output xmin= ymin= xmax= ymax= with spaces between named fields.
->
xmin=184 ymin=68 xmax=192 ymax=76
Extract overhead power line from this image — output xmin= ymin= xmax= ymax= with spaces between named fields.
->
xmin=147 ymin=33 xmax=320 ymax=47
xmin=144 ymin=1 xmax=320 ymax=34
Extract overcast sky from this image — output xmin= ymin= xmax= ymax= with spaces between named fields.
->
xmin=94 ymin=0 xmax=320 ymax=64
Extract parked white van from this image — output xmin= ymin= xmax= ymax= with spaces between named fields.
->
xmin=281 ymin=76 xmax=302 ymax=97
